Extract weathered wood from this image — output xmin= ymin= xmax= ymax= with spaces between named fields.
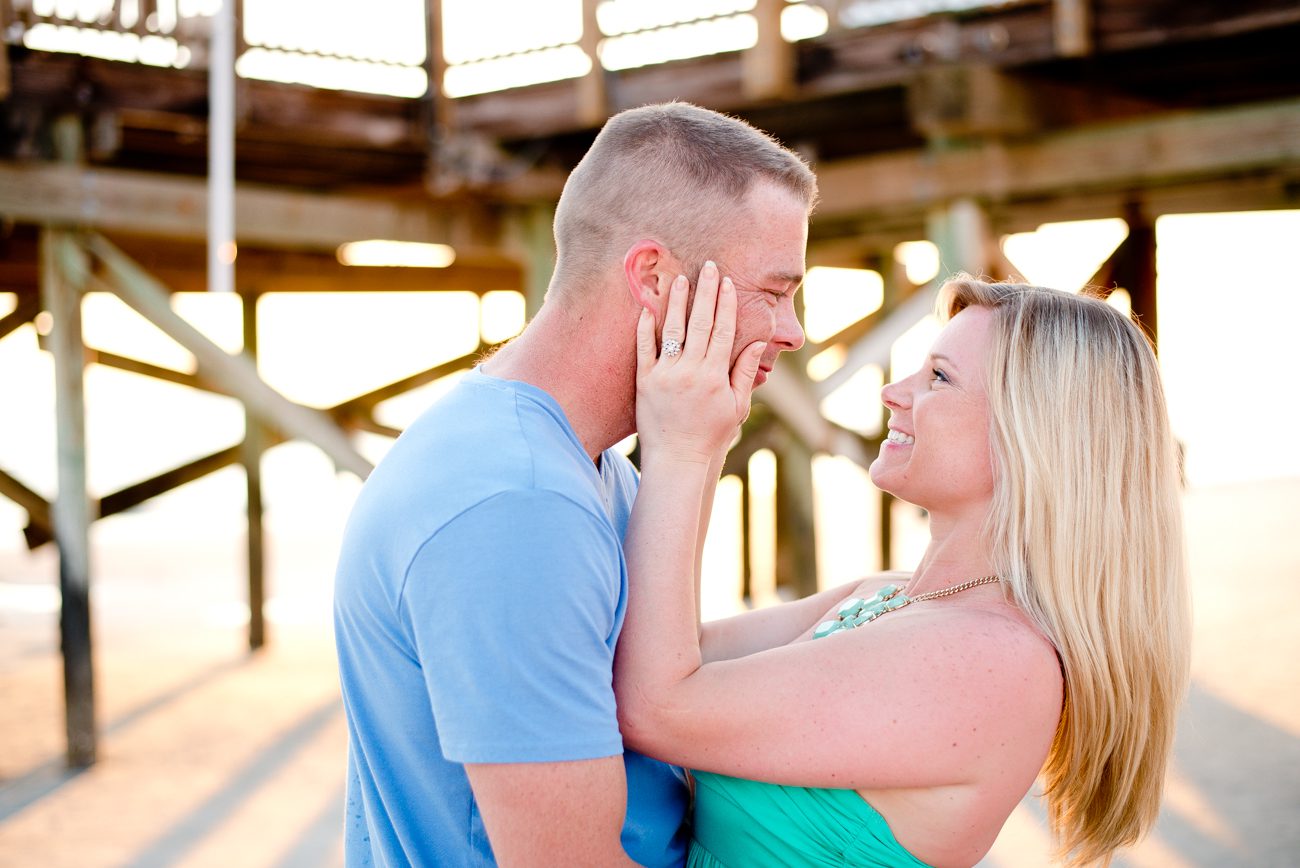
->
xmin=0 ymin=20 xmax=9 ymax=101
xmin=425 ymin=0 xmax=455 ymax=131
xmin=576 ymin=0 xmax=607 ymax=126
xmin=513 ymin=203 xmax=556 ymax=318
xmin=86 ymin=348 xmax=228 ymax=395
xmin=744 ymin=0 xmax=794 ymax=102
xmin=242 ymin=292 xmax=266 ymax=649
xmin=0 ymin=163 xmax=482 ymax=251
xmin=22 ymin=349 xmax=480 ymax=550
xmin=42 ymin=228 xmax=97 ymax=767
xmin=758 ymin=359 xmax=875 ymax=469
xmin=0 ymin=293 xmax=39 ymax=341
xmin=104 ymin=235 xmax=523 ymax=296
xmin=815 ymin=97 xmax=1300 ymax=221
xmin=331 ymin=344 xmax=497 ymax=415
xmin=816 ymin=199 xmax=993 ymax=399
xmin=773 ymin=427 xmax=819 ymax=599
xmin=1054 ymin=0 xmax=1092 ymax=57
xmin=0 ymin=465 xmax=52 ymax=541
xmin=1097 ymin=204 xmax=1158 ymax=349
xmin=74 ymin=233 xmax=373 ymax=479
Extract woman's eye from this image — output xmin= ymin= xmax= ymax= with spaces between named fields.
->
xmin=931 ymin=368 xmax=949 ymax=384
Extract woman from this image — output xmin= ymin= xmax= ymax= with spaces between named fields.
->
xmin=616 ymin=271 xmax=1190 ymax=867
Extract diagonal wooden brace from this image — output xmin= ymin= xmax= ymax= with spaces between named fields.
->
xmin=62 ymin=232 xmax=372 ymax=479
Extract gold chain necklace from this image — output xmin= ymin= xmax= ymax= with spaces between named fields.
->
xmin=813 ymin=575 xmax=1001 ymax=639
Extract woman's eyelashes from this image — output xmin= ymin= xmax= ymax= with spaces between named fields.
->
xmin=930 ymin=368 xmax=950 ymax=385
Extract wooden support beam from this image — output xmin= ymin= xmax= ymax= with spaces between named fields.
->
xmin=22 ymin=346 xmax=477 ymax=550
xmin=814 ymin=285 xmax=935 ymax=399
xmin=1093 ymin=204 xmax=1158 ymax=349
xmin=773 ymin=426 xmax=819 ymax=600
xmin=816 ymin=199 xmax=994 ymax=399
xmin=0 ymin=465 xmax=52 ymax=542
xmin=86 ymin=348 xmax=228 ymax=395
xmin=744 ymin=0 xmax=794 ymax=102
xmin=0 ymin=21 xmax=10 ymax=102
xmin=71 ymin=233 xmax=373 ymax=479
xmin=425 ymin=0 xmax=455 ymax=131
xmin=41 ymin=228 xmax=97 ymax=768
xmin=576 ymin=0 xmax=607 ymax=126
xmin=331 ymin=343 xmax=496 ymax=415
xmin=242 ymin=292 xmax=267 ymax=650
xmin=0 ymin=293 xmax=39 ymax=342
xmin=1054 ymin=0 xmax=1092 ymax=57
xmin=757 ymin=359 xmax=875 ymax=469
xmin=815 ymin=98 xmax=1300 ymax=222
xmin=513 ymin=203 xmax=556 ymax=319
xmin=0 ymin=162 xmax=490 ymax=252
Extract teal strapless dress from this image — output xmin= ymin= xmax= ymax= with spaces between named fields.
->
xmin=686 ymin=771 xmax=931 ymax=867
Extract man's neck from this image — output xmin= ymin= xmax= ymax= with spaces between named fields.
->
xmin=480 ymin=298 xmax=637 ymax=462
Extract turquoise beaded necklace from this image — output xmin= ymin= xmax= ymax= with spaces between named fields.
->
xmin=813 ymin=575 xmax=1001 ymax=639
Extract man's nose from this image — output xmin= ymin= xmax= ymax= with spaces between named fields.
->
xmin=774 ymin=300 xmax=805 ymax=352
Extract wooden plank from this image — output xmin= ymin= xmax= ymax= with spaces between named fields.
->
xmin=744 ymin=0 xmax=794 ymax=101
xmin=242 ymin=292 xmax=266 ymax=650
xmin=42 ymin=228 xmax=97 ymax=768
xmin=0 ymin=163 xmax=484 ymax=252
xmin=772 ymin=425 xmax=818 ymax=598
xmin=757 ymin=358 xmax=875 ymax=469
xmin=0 ymin=466 xmax=52 ymax=539
xmin=1054 ymin=0 xmax=1092 ymax=57
xmin=815 ymin=97 xmax=1300 ymax=221
xmin=331 ymin=344 xmax=496 ymax=414
xmin=576 ymin=0 xmax=607 ymax=126
xmin=101 ymin=236 xmax=523 ymax=296
xmin=0 ymin=293 xmax=39 ymax=342
xmin=73 ymin=233 xmax=373 ymax=479
xmin=86 ymin=349 xmax=228 ymax=395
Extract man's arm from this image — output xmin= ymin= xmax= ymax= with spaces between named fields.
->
xmin=466 ymin=758 xmax=638 ymax=867
xmin=406 ymin=491 xmax=647 ymax=865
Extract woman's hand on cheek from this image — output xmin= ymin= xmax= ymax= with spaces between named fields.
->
xmin=635 ymin=262 xmax=766 ymax=465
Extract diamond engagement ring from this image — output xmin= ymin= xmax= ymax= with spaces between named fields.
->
xmin=662 ymin=338 xmax=682 ymax=358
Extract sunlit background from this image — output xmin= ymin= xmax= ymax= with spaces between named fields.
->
xmin=2 ymin=1 xmax=1299 ymax=866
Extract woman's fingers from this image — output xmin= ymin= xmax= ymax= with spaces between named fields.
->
xmin=635 ymin=307 xmax=657 ymax=382
xmin=684 ymin=261 xmax=720 ymax=360
xmin=705 ymin=276 xmax=737 ymax=369
xmin=660 ymin=274 xmax=689 ymax=360
xmin=730 ymin=340 xmax=766 ymax=406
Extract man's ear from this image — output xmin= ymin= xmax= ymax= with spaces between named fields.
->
xmin=623 ymin=240 xmax=673 ymax=319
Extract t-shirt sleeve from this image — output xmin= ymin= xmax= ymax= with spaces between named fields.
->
xmin=399 ymin=489 xmax=626 ymax=764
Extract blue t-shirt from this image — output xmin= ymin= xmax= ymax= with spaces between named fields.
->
xmin=334 ymin=368 xmax=690 ymax=867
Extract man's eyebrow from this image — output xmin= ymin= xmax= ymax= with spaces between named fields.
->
xmin=768 ymin=271 xmax=805 ymax=289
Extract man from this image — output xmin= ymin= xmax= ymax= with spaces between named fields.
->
xmin=334 ymin=101 xmax=817 ymax=866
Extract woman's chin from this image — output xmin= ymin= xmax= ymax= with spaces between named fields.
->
xmin=867 ymin=461 xmax=896 ymax=496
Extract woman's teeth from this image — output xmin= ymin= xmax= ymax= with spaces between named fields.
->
xmin=887 ymin=430 xmax=914 ymax=446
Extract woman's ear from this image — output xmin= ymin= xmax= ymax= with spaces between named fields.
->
xmin=624 ymin=240 xmax=673 ymax=319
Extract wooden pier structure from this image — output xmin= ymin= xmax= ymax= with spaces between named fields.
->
xmin=2 ymin=0 xmax=1298 ymax=766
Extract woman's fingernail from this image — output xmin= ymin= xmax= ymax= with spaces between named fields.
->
xmin=675 ymin=274 xmax=687 ymax=287
xmin=722 ymin=276 xmax=734 ymax=290
xmin=704 ymin=260 xmax=716 ymax=273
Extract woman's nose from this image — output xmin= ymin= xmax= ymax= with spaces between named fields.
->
xmin=881 ymin=379 xmax=909 ymax=410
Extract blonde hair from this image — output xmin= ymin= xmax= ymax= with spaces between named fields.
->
xmin=551 ymin=102 xmax=817 ymax=295
xmin=942 ymin=277 xmax=1191 ymax=865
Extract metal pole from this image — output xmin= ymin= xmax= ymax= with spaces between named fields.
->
xmin=208 ymin=0 xmax=235 ymax=294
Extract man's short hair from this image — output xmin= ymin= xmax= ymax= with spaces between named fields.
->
xmin=551 ymin=102 xmax=818 ymax=294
